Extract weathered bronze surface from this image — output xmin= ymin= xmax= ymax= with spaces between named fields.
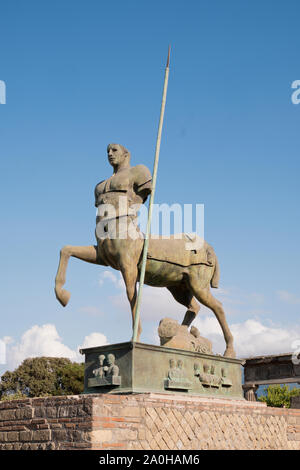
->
xmin=158 ymin=318 xmax=213 ymax=353
xmin=80 ymin=342 xmax=244 ymax=399
xmin=55 ymin=143 xmax=235 ymax=357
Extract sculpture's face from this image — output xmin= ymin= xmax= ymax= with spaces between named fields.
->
xmin=107 ymin=354 xmax=114 ymax=365
xmin=99 ymin=355 xmax=105 ymax=364
xmin=107 ymin=144 xmax=127 ymax=167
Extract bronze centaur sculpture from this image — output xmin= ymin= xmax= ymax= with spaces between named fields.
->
xmin=55 ymin=144 xmax=235 ymax=358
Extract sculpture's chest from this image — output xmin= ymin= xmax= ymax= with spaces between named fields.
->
xmin=95 ymin=172 xmax=131 ymax=196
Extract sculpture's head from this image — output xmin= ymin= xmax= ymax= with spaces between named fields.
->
xmin=169 ymin=359 xmax=176 ymax=368
xmin=190 ymin=326 xmax=200 ymax=338
xmin=107 ymin=143 xmax=130 ymax=167
xmin=107 ymin=353 xmax=115 ymax=366
xmin=98 ymin=354 xmax=105 ymax=364
xmin=158 ymin=317 xmax=179 ymax=344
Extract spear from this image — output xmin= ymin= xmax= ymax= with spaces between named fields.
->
xmin=132 ymin=46 xmax=171 ymax=342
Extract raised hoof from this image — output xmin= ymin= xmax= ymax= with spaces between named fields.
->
xmin=55 ymin=288 xmax=71 ymax=307
xmin=223 ymin=347 xmax=236 ymax=359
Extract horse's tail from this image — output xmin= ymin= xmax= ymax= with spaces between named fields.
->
xmin=210 ymin=254 xmax=220 ymax=288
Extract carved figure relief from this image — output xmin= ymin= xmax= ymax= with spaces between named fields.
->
xmin=88 ymin=353 xmax=121 ymax=388
xmin=92 ymin=354 xmax=106 ymax=378
xmin=194 ymin=363 xmax=232 ymax=389
xmin=165 ymin=359 xmax=192 ymax=390
xmin=221 ymin=367 xmax=232 ymax=387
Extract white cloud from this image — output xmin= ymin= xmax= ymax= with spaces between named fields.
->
xmin=5 ymin=324 xmax=78 ymax=370
xmin=2 ymin=336 xmax=13 ymax=345
xmin=232 ymin=319 xmax=300 ymax=357
xmin=277 ymin=290 xmax=300 ymax=305
xmin=99 ymin=270 xmax=123 ymax=289
xmin=194 ymin=315 xmax=300 ymax=358
xmin=79 ymin=332 xmax=108 ymax=350
xmin=2 ymin=325 xmax=109 ymax=371
xmin=112 ymin=285 xmax=185 ymax=321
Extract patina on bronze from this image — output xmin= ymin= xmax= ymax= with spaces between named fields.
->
xmin=54 ymin=142 xmax=235 ymax=358
xmin=80 ymin=342 xmax=243 ymax=399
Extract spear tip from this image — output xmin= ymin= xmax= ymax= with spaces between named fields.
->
xmin=166 ymin=45 xmax=171 ymax=68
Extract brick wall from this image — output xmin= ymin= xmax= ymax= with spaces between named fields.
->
xmin=0 ymin=393 xmax=299 ymax=450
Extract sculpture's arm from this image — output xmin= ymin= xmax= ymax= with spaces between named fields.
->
xmin=133 ymin=165 xmax=152 ymax=203
xmin=94 ymin=180 xmax=105 ymax=207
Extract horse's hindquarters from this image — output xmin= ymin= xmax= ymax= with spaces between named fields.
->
xmin=142 ymin=259 xmax=186 ymax=287
xmin=142 ymin=260 xmax=215 ymax=290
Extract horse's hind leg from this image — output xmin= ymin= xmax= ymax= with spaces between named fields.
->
xmin=120 ymin=265 xmax=141 ymax=341
xmin=167 ymin=285 xmax=200 ymax=327
xmin=187 ymin=271 xmax=235 ymax=358
xmin=55 ymin=245 xmax=99 ymax=307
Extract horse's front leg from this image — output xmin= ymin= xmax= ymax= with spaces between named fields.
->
xmin=55 ymin=245 xmax=99 ymax=306
xmin=120 ymin=265 xmax=140 ymax=341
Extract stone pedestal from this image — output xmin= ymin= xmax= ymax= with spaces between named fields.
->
xmin=80 ymin=341 xmax=244 ymax=400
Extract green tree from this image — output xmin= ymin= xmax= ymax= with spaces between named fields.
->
xmin=55 ymin=361 xmax=85 ymax=396
xmin=259 ymin=384 xmax=300 ymax=408
xmin=0 ymin=357 xmax=84 ymax=399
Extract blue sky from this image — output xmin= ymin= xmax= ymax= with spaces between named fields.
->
xmin=0 ymin=0 xmax=300 ymax=373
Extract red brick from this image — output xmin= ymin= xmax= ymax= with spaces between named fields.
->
xmin=31 ymin=419 xmax=46 ymax=425
xmin=50 ymin=424 xmax=62 ymax=429
xmin=101 ymin=442 xmax=126 ymax=448
xmin=32 ymin=430 xmax=51 ymax=442
xmin=38 ymin=424 xmax=50 ymax=430
xmin=77 ymin=423 xmax=91 ymax=429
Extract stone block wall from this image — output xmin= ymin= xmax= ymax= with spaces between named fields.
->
xmin=0 ymin=393 xmax=299 ymax=450
xmin=0 ymin=395 xmax=93 ymax=450
xmin=291 ymin=396 xmax=300 ymax=409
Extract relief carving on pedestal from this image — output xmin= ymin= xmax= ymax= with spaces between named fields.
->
xmin=194 ymin=363 xmax=232 ymax=389
xmin=165 ymin=359 xmax=192 ymax=390
xmin=88 ymin=353 xmax=121 ymax=388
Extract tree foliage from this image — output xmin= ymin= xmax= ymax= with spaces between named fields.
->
xmin=258 ymin=384 xmax=300 ymax=408
xmin=0 ymin=357 xmax=84 ymax=399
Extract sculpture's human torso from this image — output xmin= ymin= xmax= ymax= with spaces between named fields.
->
xmin=94 ymin=165 xmax=152 ymax=211
xmin=94 ymin=164 xmax=152 ymax=270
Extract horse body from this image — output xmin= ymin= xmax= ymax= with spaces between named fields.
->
xmin=55 ymin=215 xmax=235 ymax=358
